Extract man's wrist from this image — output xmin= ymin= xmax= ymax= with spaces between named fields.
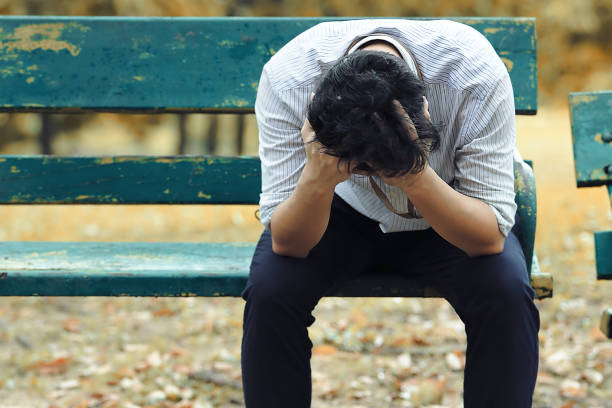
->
xmin=397 ymin=165 xmax=435 ymax=196
xmin=299 ymin=164 xmax=341 ymax=193
xmin=297 ymin=170 xmax=337 ymax=198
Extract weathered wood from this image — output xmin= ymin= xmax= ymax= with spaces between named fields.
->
xmin=601 ymin=309 xmax=612 ymax=339
xmin=594 ymin=230 xmax=612 ymax=280
xmin=0 ymin=156 xmax=534 ymax=206
xmin=0 ymin=16 xmax=537 ymax=114
xmin=0 ymin=242 xmax=552 ymax=298
xmin=569 ymin=91 xmax=612 ymax=187
xmin=0 ymin=155 xmax=261 ymax=204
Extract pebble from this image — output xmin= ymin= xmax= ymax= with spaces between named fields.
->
xmin=59 ymin=379 xmax=79 ymax=389
xmin=445 ymin=352 xmax=463 ymax=371
xmin=147 ymin=389 xmax=166 ymax=403
xmin=398 ymin=353 xmax=412 ymax=369
xmin=581 ymin=369 xmax=603 ymax=385
xmin=546 ymin=350 xmax=573 ymax=375
xmin=560 ymin=379 xmax=587 ymax=399
xmin=164 ymin=384 xmax=181 ymax=402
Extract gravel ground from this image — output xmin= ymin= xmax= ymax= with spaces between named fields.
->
xmin=0 ymin=107 xmax=610 ymax=407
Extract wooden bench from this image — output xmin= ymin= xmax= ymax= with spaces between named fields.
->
xmin=569 ymin=90 xmax=612 ymax=337
xmin=0 ymin=16 xmax=552 ymax=299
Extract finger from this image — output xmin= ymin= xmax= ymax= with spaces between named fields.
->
xmin=422 ymin=96 xmax=431 ymax=121
xmin=392 ymin=99 xmax=418 ymax=141
xmin=301 ymin=117 xmax=315 ymax=143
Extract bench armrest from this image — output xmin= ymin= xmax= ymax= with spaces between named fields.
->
xmin=514 ymin=159 xmax=536 ymax=274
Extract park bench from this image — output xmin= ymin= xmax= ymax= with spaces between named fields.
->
xmin=0 ymin=16 xmax=552 ymax=299
xmin=569 ymin=90 xmax=612 ymax=338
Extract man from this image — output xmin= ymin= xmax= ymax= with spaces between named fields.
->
xmin=241 ymin=19 xmax=540 ymax=407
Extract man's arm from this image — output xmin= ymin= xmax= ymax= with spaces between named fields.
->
xmin=383 ymin=94 xmax=512 ymax=257
xmin=386 ymin=165 xmax=505 ymax=256
xmin=270 ymin=118 xmax=350 ymax=258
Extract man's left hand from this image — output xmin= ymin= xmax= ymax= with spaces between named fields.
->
xmin=381 ymin=99 xmax=429 ymax=191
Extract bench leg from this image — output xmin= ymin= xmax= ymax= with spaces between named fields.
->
xmin=601 ymin=309 xmax=612 ymax=339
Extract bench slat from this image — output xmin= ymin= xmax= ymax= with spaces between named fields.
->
xmin=0 ymin=16 xmax=536 ymax=114
xmin=569 ymin=91 xmax=612 ymax=187
xmin=595 ymin=230 xmax=612 ymax=280
xmin=0 ymin=155 xmax=261 ymax=204
xmin=0 ymin=242 xmax=552 ymax=298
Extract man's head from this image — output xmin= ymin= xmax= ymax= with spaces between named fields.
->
xmin=307 ymin=50 xmax=440 ymax=178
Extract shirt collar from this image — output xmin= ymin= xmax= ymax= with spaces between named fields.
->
xmin=346 ymin=34 xmax=419 ymax=79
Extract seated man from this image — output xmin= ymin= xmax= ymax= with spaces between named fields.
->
xmin=241 ymin=19 xmax=540 ymax=408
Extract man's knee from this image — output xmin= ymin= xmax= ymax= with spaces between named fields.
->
xmin=466 ymin=248 xmax=534 ymax=305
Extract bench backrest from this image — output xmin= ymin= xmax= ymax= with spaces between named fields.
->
xmin=0 ymin=16 xmax=536 ymax=114
xmin=0 ymin=16 xmax=537 ymax=206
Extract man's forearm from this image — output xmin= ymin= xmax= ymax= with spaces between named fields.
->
xmin=269 ymin=177 xmax=336 ymax=258
xmin=400 ymin=166 xmax=505 ymax=256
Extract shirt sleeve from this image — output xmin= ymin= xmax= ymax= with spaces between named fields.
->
xmin=255 ymin=68 xmax=308 ymax=230
xmin=453 ymin=71 xmax=517 ymax=237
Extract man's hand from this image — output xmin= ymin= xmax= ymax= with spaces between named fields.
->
xmin=381 ymin=99 xmax=430 ymax=191
xmin=300 ymin=117 xmax=351 ymax=189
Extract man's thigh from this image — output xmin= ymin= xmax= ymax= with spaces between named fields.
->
xmin=243 ymin=194 xmax=382 ymax=312
xmin=397 ymin=226 xmax=534 ymax=319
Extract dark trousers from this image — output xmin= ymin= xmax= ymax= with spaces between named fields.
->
xmin=241 ymin=194 xmax=540 ymax=407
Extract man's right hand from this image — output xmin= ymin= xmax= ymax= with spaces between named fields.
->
xmin=300 ymin=117 xmax=351 ymax=189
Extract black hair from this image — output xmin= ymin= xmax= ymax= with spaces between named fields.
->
xmin=307 ymin=50 xmax=440 ymax=177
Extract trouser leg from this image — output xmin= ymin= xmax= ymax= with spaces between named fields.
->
xmin=240 ymin=196 xmax=380 ymax=408
xmin=414 ymin=226 xmax=540 ymax=408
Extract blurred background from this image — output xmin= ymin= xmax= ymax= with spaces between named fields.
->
xmin=0 ymin=1 xmax=611 ymax=407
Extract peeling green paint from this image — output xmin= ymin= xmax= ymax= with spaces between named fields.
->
xmin=571 ymin=94 xmax=597 ymax=105
xmin=484 ymin=27 xmax=503 ymax=35
xmin=0 ymin=23 xmax=89 ymax=56
xmin=501 ymin=57 xmax=514 ymax=72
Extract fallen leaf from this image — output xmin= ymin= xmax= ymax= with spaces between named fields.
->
xmin=173 ymin=364 xmax=192 ymax=375
xmin=28 ymin=357 xmax=71 ymax=375
xmin=153 ymin=307 xmax=175 ymax=317
xmin=170 ymin=347 xmax=188 ymax=357
xmin=313 ymin=344 xmax=337 ymax=355
xmin=114 ymin=367 xmax=135 ymax=380
xmin=63 ymin=317 xmax=80 ymax=333
xmin=412 ymin=337 xmax=430 ymax=346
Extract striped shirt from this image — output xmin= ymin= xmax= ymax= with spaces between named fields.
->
xmin=256 ymin=19 xmax=519 ymax=236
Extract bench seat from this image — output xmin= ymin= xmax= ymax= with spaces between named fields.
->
xmin=0 ymin=241 xmax=552 ymax=298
